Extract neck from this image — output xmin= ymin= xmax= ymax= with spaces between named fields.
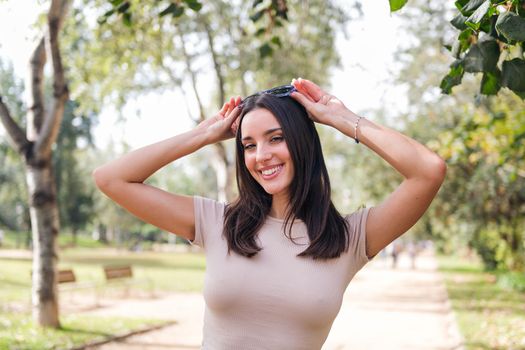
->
xmin=269 ymin=192 xmax=290 ymax=219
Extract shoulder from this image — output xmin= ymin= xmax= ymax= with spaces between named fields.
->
xmin=345 ymin=207 xmax=370 ymax=231
xmin=194 ymin=196 xmax=226 ymax=215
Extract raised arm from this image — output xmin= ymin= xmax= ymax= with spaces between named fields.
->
xmin=92 ymin=97 xmax=242 ymax=241
xmin=291 ymin=78 xmax=446 ymax=258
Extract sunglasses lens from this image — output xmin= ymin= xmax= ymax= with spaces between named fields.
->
xmin=268 ymin=85 xmax=295 ymax=97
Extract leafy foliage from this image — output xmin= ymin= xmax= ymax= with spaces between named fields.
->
xmin=394 ymin=0 xmax=525 ymax=272
xmin=392 ymin=0 xmax=525 ymax=99
xmin=99 ymin=0 xmax=292 ymax=59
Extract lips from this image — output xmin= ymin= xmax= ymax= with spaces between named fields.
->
xmin=259 ymin=164 xmax=283 ymax=179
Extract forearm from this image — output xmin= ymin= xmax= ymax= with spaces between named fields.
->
xmin=332 ymin=110 xmax=445 ymax=181
xmin=93 ymin=127 xmax=209 ymax=186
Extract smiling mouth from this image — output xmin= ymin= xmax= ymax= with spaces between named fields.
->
xmin=259 ymin=164 xmax=283 ymax=179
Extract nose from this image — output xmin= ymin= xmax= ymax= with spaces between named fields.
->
xmin=255 ymin=144 xmax=272 ymax=162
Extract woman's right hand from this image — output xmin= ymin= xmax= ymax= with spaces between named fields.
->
xmin=197 ymin=96 xmax=242 ymax=144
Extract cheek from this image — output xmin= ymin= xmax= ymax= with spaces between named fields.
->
xmin=244 ymin=153 xmax=256 ymax=172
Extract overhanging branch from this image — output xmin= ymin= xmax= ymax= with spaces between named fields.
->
xmin=0 ymin=96 xmax=30 ymax=154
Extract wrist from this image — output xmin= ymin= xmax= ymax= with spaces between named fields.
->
xmin=191 ymin=126 xmax=214 ymax=148
xmin=331 ymin=109 xmax=359 ymax=131
xmin=332 ymin=110 xmax=365 ymax=143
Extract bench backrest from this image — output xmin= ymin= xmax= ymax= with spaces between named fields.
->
xmin=57 ymin=269 xmax=76 ymax=284
xmin=104 ymin=265 xmax=133 ymax=280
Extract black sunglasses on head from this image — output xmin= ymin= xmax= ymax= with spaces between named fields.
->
xmin=240 ymin=84 xmax=297 ymax=106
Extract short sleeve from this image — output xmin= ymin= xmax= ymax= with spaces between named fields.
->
xmin=345 ymin=207 xmax=371 ymax=273
xmin=190 ymin=196 xmax=226 ymax=249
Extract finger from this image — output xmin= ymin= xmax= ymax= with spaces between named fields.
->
xmin=219 ymin=102 xmax=228 ymax=115
xmin=225 ymin=105 xmax=242 ymax=127
xmin=225 ymin=101 xmax=235 ymax=116
xmin=290 ymin=90 xmax=316 ymax=110
xmin=292 ymin=78 xmax=315 ymax=103
xmin=297 ymin=78 xmax=326 ymax=101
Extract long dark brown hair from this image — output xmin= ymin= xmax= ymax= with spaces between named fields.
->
xmin=223 ymin=94 xmax=350 ymax=260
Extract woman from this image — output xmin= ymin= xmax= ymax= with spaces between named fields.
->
xmin=93 ymin=78 xmax=446 ymax=349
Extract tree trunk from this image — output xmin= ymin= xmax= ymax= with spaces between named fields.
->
xmin=0 ymin=0 xmax=70 ymax=328
xmin=26 ymin=162 xmax=60 ymax=327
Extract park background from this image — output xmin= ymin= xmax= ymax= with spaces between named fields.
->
xmin=0 ymin=0 xmax=524 ymax=349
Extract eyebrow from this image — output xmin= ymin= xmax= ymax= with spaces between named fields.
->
xmin=241 ymin=127 xmax=282 ymax=142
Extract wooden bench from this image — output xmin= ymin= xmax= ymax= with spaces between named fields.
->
xmin=56 ymin=269 xmax=99 ymax=305
xmin=58 ymin=269 xmax=77 ymax=284
xmin=103 ymin=265 xmax=153 ymax=297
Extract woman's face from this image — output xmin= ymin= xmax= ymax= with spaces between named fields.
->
xmin=240 ymin=108 xmax=294 ymax=199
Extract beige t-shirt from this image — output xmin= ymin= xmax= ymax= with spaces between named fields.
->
xmin=192 ymin=196 xmax=370 ymax=350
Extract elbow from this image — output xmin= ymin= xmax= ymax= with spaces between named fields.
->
xmin=92 ymin=166 xmax=111 ymax=192
xmin=425 ymin=154 xmax=447 ymax=186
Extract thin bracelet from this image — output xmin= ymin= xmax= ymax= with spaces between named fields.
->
xmin=354 ymin=116 xmax=363 ymax=144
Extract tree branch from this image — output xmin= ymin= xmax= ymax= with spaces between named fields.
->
xmin=200 ymin=14 xmax=225 ymax=106
xmin=176 ymin=24 xmax=206 ymax=122
xmin=27 ymin=37 xmax=46 ymax=142
xmin=35 ymin=0 xmax=71 ymax=158
xmin=0 ymin=96 xmax=30 ymax=155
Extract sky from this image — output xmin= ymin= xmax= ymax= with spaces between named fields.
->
xmin=0 ymin=1 xmax=405 ymax=150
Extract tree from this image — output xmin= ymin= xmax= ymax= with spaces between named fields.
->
xmin=391 ymin=0 xmax=525 ymax=99
xmin=393 ymin=0 xmax=525 ymax=271
xmin=0 ymin=0 xmax=70 ymax=328
xmin=64 ymin=0 xmax=354 ymax=202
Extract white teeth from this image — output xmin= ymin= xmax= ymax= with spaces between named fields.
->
xmin=261 ymin=166 xmax=281 ymax=176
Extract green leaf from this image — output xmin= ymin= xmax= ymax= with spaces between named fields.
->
xmin=451 ymin=14 xmax=468 ymax=30
xmin=389 ymin=0 xmax=408 ymax=12
xmin=452 ymin=28 xmax=475 ymax=58
xmin=255 ymin=28 xmax=266 ymax=37
xmin=259 ymin=43 xmax=273 ymax=58
xmin=440 ymin=59 xmax=465 ymax=94
xmin=117 ymin=2 xmax=130 ymax=14
xmin=184 ymin=0 xmax=203 ymax=12
xmin=250 ymin=9 xmax=265 ymax=22
xmin=459 ymin=0 xmax=486 ymax=16
xmin=159 ymin=3 xmax=178 ymax=17
xmin=122 ymin=12 xmax=132 ymax=27
xmin=252 ymin=0 xmax=264 ymax=8
xmin=454 ymin=0 xmax=470 ymax=11
xmin=480 ymin=70 xmax=501 ymax=95
xmin=495 ymin=11 xmax=525 ymax=42
xmin=98 ymin=8 xmax=115 ymax=24
xmin=173 ymin=6 xmax=185 ymax=17
xmin=270 ymin=36 xmax=282 ymax=47
xmin=159 ymin=3 xmax=184 ymax=18
xmin=501 ymin=58 xmax=525 ymax=92
xmin=465 ymin=0 xmax=491 ymax=30
xmin=463 ymin=36 xmax=500 ymax=73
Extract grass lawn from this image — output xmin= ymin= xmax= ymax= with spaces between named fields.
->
xmin=0 ymin=248 xmax=206 ymax=304
xmin=0 ymin=312 xmax=166 ymax=350
xmin=0 ymin=247 xmax=205 ymax=349
xmin=437 ymin=255 xmax=525 ymax=350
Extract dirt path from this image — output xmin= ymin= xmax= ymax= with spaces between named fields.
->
xmin=82 ymin=251 xmax=464 ymax=350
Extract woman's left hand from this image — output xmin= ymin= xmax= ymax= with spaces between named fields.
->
xmin=290 ymin=78 xmax=350 ymax=127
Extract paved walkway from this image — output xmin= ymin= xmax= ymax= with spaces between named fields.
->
xmin=81 ymin=251 xmax=464 ymax=350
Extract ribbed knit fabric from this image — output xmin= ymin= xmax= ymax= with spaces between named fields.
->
xmin=191 ymin=196 xmax=370 ymax=350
